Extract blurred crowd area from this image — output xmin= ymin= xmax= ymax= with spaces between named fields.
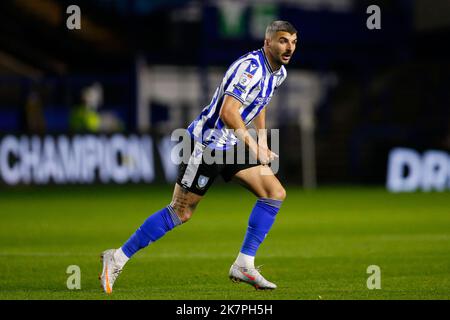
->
xmin=0 ymin=0 xmax=449 ymax=185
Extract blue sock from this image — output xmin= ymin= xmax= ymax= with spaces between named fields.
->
xmin=240 ymin=198 xmax=282 ymax=256
xmin=121 ymin=206 xmax=182 ymax=258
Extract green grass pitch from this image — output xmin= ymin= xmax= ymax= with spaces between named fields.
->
xmin=0 ymin=184 xmax=449 ymax=300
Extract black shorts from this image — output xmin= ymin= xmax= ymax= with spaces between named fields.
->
xmin=176 ymin=140 xmax=261 ymax=196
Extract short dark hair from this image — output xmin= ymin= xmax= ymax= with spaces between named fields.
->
xmin=265 ymin=21 xmax=297 ymax=39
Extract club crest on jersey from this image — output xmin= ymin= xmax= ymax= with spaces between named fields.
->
xmin=197 ymin=175 xmax=209 ymax=189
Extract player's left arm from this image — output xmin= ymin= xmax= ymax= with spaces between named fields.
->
xmin=253 ymin=108 xmax=278 ymax=161
xmin=253 ymin=108 xmax=267 ymax=148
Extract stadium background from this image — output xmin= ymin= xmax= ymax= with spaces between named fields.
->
xmin=0 ymin=0 xmax=449 ymax=300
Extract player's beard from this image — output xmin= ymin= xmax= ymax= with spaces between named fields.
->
xmin=266 ymin=47 xmax=293 ymax=67
xmin=278 ymin=51 xmax=292 ymax=65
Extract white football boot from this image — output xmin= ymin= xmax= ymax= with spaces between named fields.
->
xmin=229 ymin=263 xmax=277 ymax=290
xmin=99 ymin=249 xmax=123 ymax=294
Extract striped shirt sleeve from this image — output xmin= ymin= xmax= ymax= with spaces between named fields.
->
xmin=224 ymin=59 xmax=262 ymax=103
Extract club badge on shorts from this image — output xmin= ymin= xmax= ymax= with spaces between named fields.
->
xmin=197 ymin=175 xmax=209 ymax=189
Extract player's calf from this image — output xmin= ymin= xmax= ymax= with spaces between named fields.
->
xmin=169 ymin=183 xmax=203 ymax=222
xmin=99 ymin=185 xmax=202 ymax=293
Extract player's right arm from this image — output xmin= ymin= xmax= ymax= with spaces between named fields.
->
xmin=219 ymin=95 xmax=274 ymax=165
xmin=219 ymin=94 xmax=258 ymax=152
xmin=220 ymin=58 xmax=276 ymax=165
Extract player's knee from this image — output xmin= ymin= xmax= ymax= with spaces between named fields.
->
xmin=268 ymin=186 xmax=286 ymax=201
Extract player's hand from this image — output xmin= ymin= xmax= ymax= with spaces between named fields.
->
xmin=257 ymin=145 xmax=278 ymax=165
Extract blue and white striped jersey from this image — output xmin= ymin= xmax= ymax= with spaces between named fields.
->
xmin=187 ymin=48 xmax=287 ymax=149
